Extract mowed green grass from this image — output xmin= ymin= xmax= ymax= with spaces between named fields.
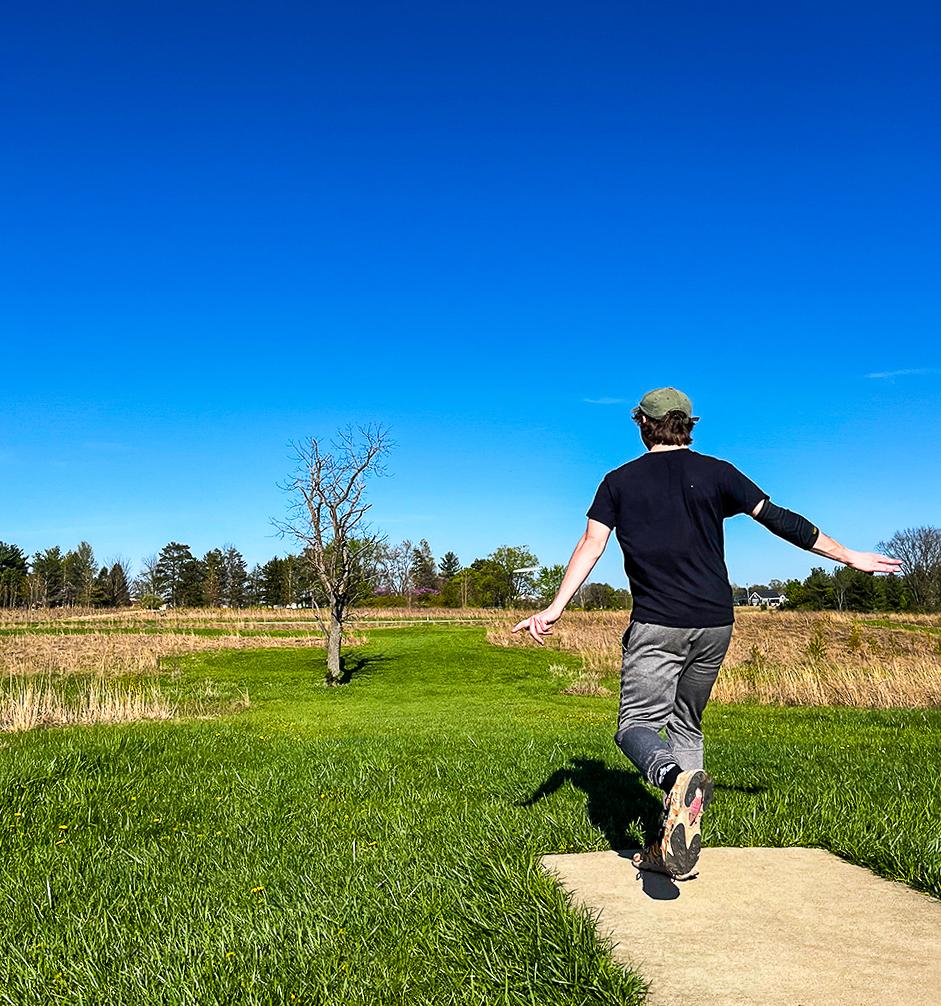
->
xmin=1 ymin=625 xmax=938 ymax=1005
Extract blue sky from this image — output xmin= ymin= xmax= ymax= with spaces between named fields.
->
xmin=2 ymin=2 xmax=939 ymax=587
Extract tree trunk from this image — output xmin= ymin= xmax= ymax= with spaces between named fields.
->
xmin=325 ymin=608 xmax=343 ymax=685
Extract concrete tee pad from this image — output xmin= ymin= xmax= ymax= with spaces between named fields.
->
xmin=541 ymin=847 xmax=941 ymax=1006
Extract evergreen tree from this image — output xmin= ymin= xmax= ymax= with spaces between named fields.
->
xmin=75 ymin=542 xmax=97 ymax=605
xmin=261 ymin=557 xmax=285 ymax=606
xmin=155 ymin=542 xmax=201 ymax=607
xmin=221 ymin=546 xmax=248 ymax=607
xmin=108 ymin=562 xmax=132 ymax=607
xmin=178 ymin=556 xmax=205 ymax=607
xmin=281 ymin=554 xmax=302 ymax=605
xmin=410 ymin=539 xmax=438 ymax=592
xmin=61 ymin=541 xmax=96 ymax=607
xmin=439 ymin=551 xmax=461 ymax=580
xmin=845 ymin=569 xmax=877 ymax=612
xmin=31 ymin=547 xmax=65 ymax=607
xmin=91 ymin=566 xmax=112 ymax=607
xmin=245 ymin=564 xmax=265 ymax=605
xmin=878 ymin=573 xmax=906 ymax=612
xmin=202 ymin=549 xmax=225 ymax=607
xmin=0 ymin=542 xmax=29 ymax=608
xmin=781 ymin=578 xmax=806 ymax=608
xmin=802 ymin=567 xmax=834 ymax=609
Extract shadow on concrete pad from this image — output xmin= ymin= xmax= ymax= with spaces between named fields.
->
xmin=521 ymin=758 xmax=765 ymax=901
xmin=613 ymin=853 xmax=685 ymax=901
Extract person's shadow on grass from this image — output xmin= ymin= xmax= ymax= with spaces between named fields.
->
xmin=520 ymin=757 xmax=687 ymax=899
xmin=519 ymin=757 xmax=664 ymax=851
xmin=521 ymin=759 xmax=768 ymax=900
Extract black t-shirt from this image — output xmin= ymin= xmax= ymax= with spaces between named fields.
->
xmin=586 ymin=449 xmax=768 ymax=628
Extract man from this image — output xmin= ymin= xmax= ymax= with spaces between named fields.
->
xmin=512 ymin=387 xmax=900 ymax=879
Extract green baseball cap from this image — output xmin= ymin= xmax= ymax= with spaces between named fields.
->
xmin=637 ymin=387 xmax=696 ymax=419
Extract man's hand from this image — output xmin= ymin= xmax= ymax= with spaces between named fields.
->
xmin=511 ymin=608 xmax=561 ymax=645
xmin=842 ymin=549 xmax=903 ymax=574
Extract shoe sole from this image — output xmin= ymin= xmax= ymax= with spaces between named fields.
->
xmin=661 ymin=769 xmax=713 ymax=879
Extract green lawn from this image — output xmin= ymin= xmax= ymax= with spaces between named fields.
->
xmin=1 ymin=625 xmax=938 ymax=1005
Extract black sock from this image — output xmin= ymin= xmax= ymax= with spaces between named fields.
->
xmin=656 ymin=762 xmax=681 ymax=794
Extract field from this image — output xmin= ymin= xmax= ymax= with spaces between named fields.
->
xmin=0 ymin=608 xmax=938 ymax=1004
xmin=488 ymin=607 xmax=941 ymax=708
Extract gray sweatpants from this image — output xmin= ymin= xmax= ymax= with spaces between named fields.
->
xmin=613 ymin=620 xmax=733 ymax=788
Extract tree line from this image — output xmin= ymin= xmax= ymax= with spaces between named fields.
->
xmin=737 ymin=527 xmax=941 ymax=613
xmin=0 ymin=538 xmax=629 ymax=611
xmin=1 ymin=525 xmax=938 ymax=613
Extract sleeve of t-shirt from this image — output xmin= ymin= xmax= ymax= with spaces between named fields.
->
xmin=720 ymin=462 xmax=768 ymax=517
xmin=586 ymin=476 xmax=618 ymax=529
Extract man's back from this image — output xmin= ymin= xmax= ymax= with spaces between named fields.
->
xmin=516 ymin=386 xmax=901 ymax=881
xmin=587 ymin=449 xmax=767 ymax=628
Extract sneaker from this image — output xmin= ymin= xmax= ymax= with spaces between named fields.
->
xmin=660 ymin=769 xmax=714 ymax=879
xmin=631 ymin=839 xmax=672 ymax=876
xmin=631 ymin=793 xmax=672 ymax=875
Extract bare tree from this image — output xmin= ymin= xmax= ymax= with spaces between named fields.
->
xmin=376 ymin=539 xmax=414 ymax=607
xmin=831 ymin=565 xmax=854 ymax=611
xmin=273 ymin=424 xmax=392 ymax=684
xmin=877 ymin=526 xmax=941 ymax=611
xmin=134 ymin=553 xmax=162 ymax=601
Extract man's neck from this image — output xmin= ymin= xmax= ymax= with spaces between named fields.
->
xmin=648 ymin=444 xmax=689 ymax=452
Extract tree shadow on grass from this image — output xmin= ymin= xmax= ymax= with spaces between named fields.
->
xmin=337 ymin=652 xmax=394 ymax=684
xmin=518 ymin=757 xmax=665 ymax=850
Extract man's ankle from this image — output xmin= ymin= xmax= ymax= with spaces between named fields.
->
xmin=655 ymin=762 xmax=682 ymax=794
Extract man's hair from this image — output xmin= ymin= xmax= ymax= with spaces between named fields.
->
xmin=632 ymin=408 xmax=698 ymax=449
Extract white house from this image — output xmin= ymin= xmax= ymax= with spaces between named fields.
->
xmin=748 ymin=588 xmax=787 ymax=608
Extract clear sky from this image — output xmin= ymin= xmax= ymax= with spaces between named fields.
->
xmin=2 ymin=2 xmax=939 ymax=588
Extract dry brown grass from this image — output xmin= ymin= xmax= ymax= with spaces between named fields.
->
xmin=546 ymin=661 xmax=613 ymax=697
xmin=486 ymin=608 xmax=941 ymax=708
xmin=0 ymin=605 xmax=491 ymax=632
xmin=0 ymin=676 xmax=251 ymax=733
xmin=5 ymin=605 xmax=939 ymax=708
xmin=0 ymin=630 xmax=366 ymax=679
xmin=0 ymin=678 xmax=177 ymax=732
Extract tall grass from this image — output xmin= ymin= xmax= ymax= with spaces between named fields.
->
xmin=0 ymin=671 xmax=252 ymax=733
xmin=0 ymin=605 xmax=494 ymax=632
xmin=6 ymin=606 xmax=940 ymax=707
xmin=0 ymin=630 xmax=365 ymax=679
xmin=486 ymin=609 xmax=941 ymax=708
xmin=0 ymin=677 xmax=178 ymax=732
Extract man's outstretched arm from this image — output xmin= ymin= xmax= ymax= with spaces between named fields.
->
xmin=750 ymin=499 xmax=902 ymax=574
xmin=511 ymin=518 xmax=612 ymax=644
